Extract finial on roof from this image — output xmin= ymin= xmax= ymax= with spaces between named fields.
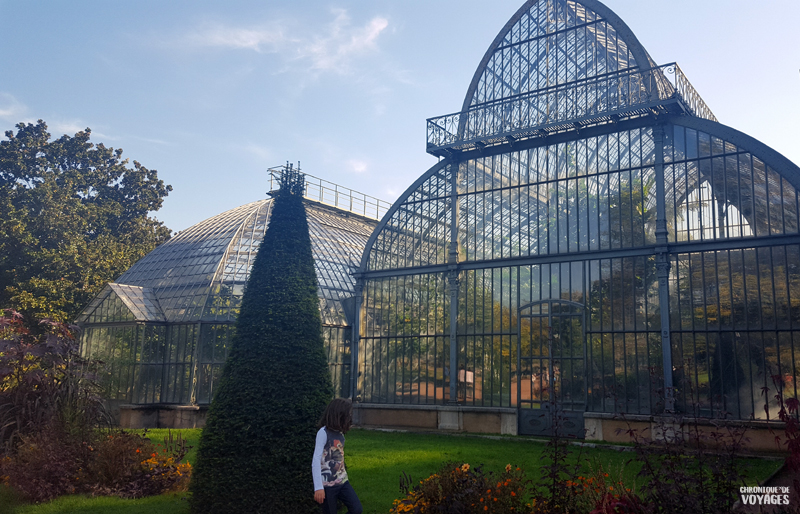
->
xmin=267 ymin=161 xmax=305 ymax=197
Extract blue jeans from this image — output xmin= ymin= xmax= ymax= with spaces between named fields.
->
xmin=322 ymin=481 xmax=362 ymax=514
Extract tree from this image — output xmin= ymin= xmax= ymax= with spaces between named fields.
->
xmin=0 ymin=120 xmax=172 ymax=323
xmin=189 ymin=165 xmax=332 ymax=514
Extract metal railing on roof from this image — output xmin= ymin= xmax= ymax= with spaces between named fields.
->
xmin=671 ymin=63 xmax=716 ymax=124
xmin=426 ymin=63 xmax=716 ymax=155
xmin=268 ymin=170 xmax=390 ymax=221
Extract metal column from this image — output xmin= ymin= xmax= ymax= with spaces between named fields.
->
xmin=447 ymin=159 xmax=461 ymax=404
xmin=653 ymin=124 xmax=675 ymax=412
xmin=349 ymin=277 xmax=364 ymax=400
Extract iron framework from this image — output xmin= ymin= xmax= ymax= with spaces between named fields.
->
xmin=427 ymin=63 xmax=716 ymax=156
xmin=356 ymin=0 xmax=800 ymax=427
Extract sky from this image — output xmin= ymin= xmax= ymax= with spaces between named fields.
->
xmin=1 ymin=0 xmax=799 ymax=233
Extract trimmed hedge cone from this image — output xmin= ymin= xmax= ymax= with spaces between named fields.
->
xmin=190 ymin=165 xmax=333 ymax=513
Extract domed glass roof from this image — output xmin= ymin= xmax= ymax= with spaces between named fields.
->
xmin=79 ymin=198 xmax=378 ymax=326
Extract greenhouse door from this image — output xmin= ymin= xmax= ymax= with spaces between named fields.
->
xmin=517 ymin=300 xmax=586 ymax=438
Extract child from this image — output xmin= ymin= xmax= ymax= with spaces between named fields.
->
xmin=312 ymin=398 xmax=362 ymax=514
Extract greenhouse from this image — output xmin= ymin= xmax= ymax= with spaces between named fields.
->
xmin=79 ymin=0 xmax=800 ymax=443
xmin=78 ymin=174 xmax=385 ymax=427
xmin=353 ymin=0 xmax=800 ymax=439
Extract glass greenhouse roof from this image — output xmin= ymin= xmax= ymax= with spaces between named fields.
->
xmin=78 ymin=198 xmax=377 ymax=326
xmin=427 ymin=0 xmax=715 ymax=156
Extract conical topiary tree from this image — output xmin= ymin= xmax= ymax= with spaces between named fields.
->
xmin=189 ymin=164 xmax=333 ymax=514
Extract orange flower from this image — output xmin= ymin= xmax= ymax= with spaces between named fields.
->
xmin=505 ymin=464 xmax=512 ymax=472
xmin=511 ymin=492 xmax=516 ymax=496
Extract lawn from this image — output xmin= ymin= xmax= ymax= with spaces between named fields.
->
xmin=1 ymin=428 xmax=783 ymax=514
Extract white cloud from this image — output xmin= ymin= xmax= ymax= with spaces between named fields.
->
xmin=185 ymin=22 xmax=287 ymax=53
xmin=300 ymin=11 xmax=389 ymax=73
xmin=46 ymin=120 xmax=112 ymax=141
xmin=347 ymin=159 xmax=369 ymax=174
xmin=174 ymin=10 xmax=389 ymax=76
xmin=241 ymin=142 xmax=272 ymax=161
xmin=132 ymin=136 xmax=171 ymax=146
xmin=49 ymin=121 xmax=88 ymax=136
xmin=0 ymin=96 xmax=118 ymax=142
xmin=0 ymin=93 xmax=29 ymax=124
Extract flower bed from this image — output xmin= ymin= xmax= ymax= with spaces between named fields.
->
xmin=390 ymin=461 xmax=642 ymax=514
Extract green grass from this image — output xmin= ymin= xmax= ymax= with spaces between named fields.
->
xmin=1 ymin=493 xmax=190 ymax=514
xmin=1 ymin=428 xmax=784 ymax=514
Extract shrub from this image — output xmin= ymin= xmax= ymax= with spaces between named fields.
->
xmin=135 ymin=430 xmax=191 ymax=496
xmin=190 ymin=166 xmax=332 ymax=514
xmin=588 ymin=494 xmax=646 ymax=514
xmin=0 ymin=307 xmax=192 ymax=503
xmin=768 ymin=373 xmax=800 ymax=471
xmin=0 ymin=310 xmax=109 ymax=451
xmin=617 ymin=368 xmax=750 ymax=514
xmin=527 ymin=404 xmax=585 ymax=514
xmin=0 ymin=424 xmax=88 ymax=502
xmin=391 ymin=462 xmax=529 ymax=514
xmin=571 ymin=465 xmax=645 ymax=514
xmin=766 ymin=374 xmax=800 ymax=511
xmin=85 ymin=431 xmax=150 ymax=494
xmin=0 ymin=310 xmax=109 ymax=502
xmin=0 ymin=428 xmax=192 ymax=501
xmin=87 ymin=430 xmax=191 ymax=499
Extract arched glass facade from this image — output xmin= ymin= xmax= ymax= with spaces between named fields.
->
xmin=357 ymin=0 xmax=800 ymax=431
xmin=78 ymin=188 xmax=380 ymax=410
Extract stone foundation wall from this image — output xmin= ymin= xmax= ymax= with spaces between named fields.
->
xmin=118 ymin=404 xmax=208 ymax=429
xmin=583 ymin=412 xmax=783 ymax=453
xmin=353 ymin=404 xmax=518 ymax=435
xmin=116 ymin=403 xmax=785 ymax=454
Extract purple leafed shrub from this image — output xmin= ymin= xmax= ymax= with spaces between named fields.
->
xmin=0 ymin=309 xmax=109 ymax=450
xmin=0 ymin=311 xmax=191 ymax=502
